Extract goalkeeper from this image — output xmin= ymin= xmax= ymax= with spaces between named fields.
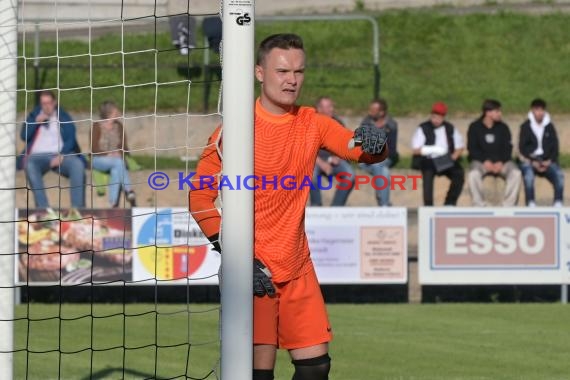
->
xmin=189 ymin=33 xmax=387 ymax=380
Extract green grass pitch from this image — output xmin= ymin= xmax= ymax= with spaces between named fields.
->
xmin=13 ymin=303 xmax=570 ymax=379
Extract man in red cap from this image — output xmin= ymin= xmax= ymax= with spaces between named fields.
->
xmin=411 ymin=102 xmax=465 ymax=205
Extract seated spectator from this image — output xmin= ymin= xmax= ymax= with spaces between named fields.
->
xmin=518 ymin=98 xmax=564 ymax=207
xmin=358 ymin=98 xmax=398 ymax=206
xmin=310 ymin=96 xmax=356 ymax=206
xmin=17 ymin=90 xmax=86 ymax=208
xmin=411 ymin=102 xmax=465 ymax=206
xmin=467 ymin=99 xmax=521 ymax=206
xmin=91 ymin=101 xmax=136 ymax=208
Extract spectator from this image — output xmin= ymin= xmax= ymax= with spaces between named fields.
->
xmin=91 ymin=101 xmax=137 ymax=208
xmin=358 ymin=98 xmax=399 ymax=206
xmin=518 ymin=98 xmax=564 ymax=207
xmin=411 ymin=102 xmax=465 ymax=206
xmin=310 ymin=96 xmax=356 ymax=206
xmin=17 ymin=90 xmax=86 ymax=208
xmin=467 ymin=99 xmax=521 ymax=206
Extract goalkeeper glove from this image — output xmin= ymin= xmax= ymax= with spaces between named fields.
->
xmin=353 ymin=124 xmax=387 ymax=155
xmin=254 ymin=258 xmax=276 ymax=297
xmin=207 ymin=234 xmax=222 ymax=253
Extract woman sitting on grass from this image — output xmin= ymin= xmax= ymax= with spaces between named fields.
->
xmin=91 ymin=100 xmax=136 ymax=208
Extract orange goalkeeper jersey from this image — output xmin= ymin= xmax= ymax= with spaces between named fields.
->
xmin=189 ymin=99 xmax=387 ymax=283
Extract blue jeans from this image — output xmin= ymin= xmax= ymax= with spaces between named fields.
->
xmin=520 ymin=162 xmax=564 ymax=205
xmin=92 ymin=156 xmax=133 ymax=206
xmin=359 ymin=158 xmax=392 ymax=206
xmin=25 ymin=153 xmax=86 ymax=208
xmin=310 ymin=160 xmax=355 ymax=206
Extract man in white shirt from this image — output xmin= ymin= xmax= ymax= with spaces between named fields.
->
xmin=411 ymin=102 xmax=465 ymax=206
xmin=18 ymin=90 xmax=86 ymax=208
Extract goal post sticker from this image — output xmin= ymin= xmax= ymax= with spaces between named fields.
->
xmin=226 ymin=0 xmax=253 ymax=26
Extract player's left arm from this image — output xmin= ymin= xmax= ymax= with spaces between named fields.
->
xmin=318 ymin=115 xmax=388 ymax=164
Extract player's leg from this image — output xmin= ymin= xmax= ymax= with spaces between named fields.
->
xmin=253 ymin=344 xmax=277 ymax=380
xmin=290 ymin=344 xmax=331 ymax=380
xmin=253 ymin=288 xmax=279 ymax=379
xmin=278 ymin=267 xmax=333 ymax=380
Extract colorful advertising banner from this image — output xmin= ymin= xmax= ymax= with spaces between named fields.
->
xmin=17 ymin=207 xmax=408 ymax=285
xmin=16 ymin=208 xmax=133 ymax=284
xmin=131 ymin=207 xmax=407 ymax=285
xmin=132 ymin=208 xmax=220 ymax=284
xmin=419 ymin=208 xmax=570 ymax=285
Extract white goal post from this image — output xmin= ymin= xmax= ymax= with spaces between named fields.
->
xmin=220 ymin=0 xmax=255 ymax=379
xmin=0 ymin=0 xmax=18 ymax=378
xmin=0 ymin=0 xmax=256 ymax=377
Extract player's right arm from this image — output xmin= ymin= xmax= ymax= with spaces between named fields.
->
xmin=189 ymin=127 xmax=275 ymax=297
xmin=189 ymin=126 xmax=222 ymax=252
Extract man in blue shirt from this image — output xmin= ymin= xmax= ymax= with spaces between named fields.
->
xmin=18 ymin=90 xmax=86 ymax=208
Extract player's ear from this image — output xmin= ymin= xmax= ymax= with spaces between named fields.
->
xmin=254 ymin=65 xmax=264 ymax=83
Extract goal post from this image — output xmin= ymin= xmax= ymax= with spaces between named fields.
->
xmin=220 ymin=1 xmax=255 ymax=379
xmin=0 ymin=0 xmax=18 ymax=378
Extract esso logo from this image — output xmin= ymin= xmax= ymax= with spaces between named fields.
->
xmin=446 ymin=226 xmax=544 ymax=255
xmin=432 ymin=216 xmax=557 ymax=268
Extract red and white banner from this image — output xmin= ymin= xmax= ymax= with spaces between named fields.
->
xmin=419 ymin=208 xmax=570 ymax=285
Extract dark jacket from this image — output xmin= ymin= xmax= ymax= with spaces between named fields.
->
xmin=412 ymin=121 xmax=457 ymax=170
xmin=518 ymin=119 xmax=559 ymax=163
xmin=467 ymin=118 xmax=512 ymax=163
xmin=17 ymin=105 xmax=84 ymax=170
xmin=360 ymin=115 xmax=399 ymax=166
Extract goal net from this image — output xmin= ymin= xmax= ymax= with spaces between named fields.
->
xmin=1 ymin=0 xmax=254 ymax=379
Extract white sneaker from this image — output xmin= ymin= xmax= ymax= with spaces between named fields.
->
xmin=553 ymin=201 xmax=563 ymax=208
xmin=528 ymin=201 xmax=536 ymax=207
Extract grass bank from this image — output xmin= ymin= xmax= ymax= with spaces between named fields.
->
xmin=18 ymin=10 xmax=570 ymax=115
